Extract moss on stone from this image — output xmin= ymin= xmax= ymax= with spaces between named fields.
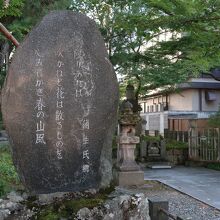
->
xmin=36 ymin=197 xmax=104 ymax=219
xmin=38 ymin=207 xmax=60 ymax=220
xmin=34 ymin=186 xmax=115 ymax=219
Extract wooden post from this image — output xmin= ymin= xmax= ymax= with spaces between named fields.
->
xmin=217 ymin=128 xmax=220 ymax=161
xmin=0 ymin=22 xmax=19 ymax=47
xmin=188 ymin=128 xmax=191 ymax=159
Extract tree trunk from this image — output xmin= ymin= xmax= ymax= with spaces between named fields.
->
xmin=135 ymin=74 xmax=142 ymax=106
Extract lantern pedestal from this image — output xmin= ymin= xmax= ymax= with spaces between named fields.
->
xmin=117 ymin=101 xmax=144 ymax=186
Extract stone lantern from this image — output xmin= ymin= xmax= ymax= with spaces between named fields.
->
xmin=117 ymin=101 xmax=144 ymax=186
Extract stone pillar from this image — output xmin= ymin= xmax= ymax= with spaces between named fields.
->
xmin=159 ymin=112 xmax=164 ymax=137
xmin=119 ymin=125 xmax=140 ymax=171
xmin=117 ymin=101 xmax=144 ymax=186
xmin=149 ymin=199 xmax=169 ymax=220
xmin=189 ymin=119 xmax=198 ymax=159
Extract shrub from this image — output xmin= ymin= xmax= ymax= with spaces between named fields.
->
xmin=206 ymin=163 xmax=220 ymax=171
xmin=208 ymin=109 xmax=220 ymax=128
xmin=0 ymin=143 xmax=21 ymax=197
xmin=166 ymin=139 xmax=188 ymax=150
xmin=140 ymin=135 xmax=161 ymax=142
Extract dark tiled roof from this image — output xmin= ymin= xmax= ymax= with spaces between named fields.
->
xmin=178 ymin=82 xmax=220 ymax=89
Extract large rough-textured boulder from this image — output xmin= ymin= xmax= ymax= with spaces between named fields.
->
xmin=1 ymin=11 xmax=119 ymax=194
xmin=76 ymin=193 xmax=150 ymax=220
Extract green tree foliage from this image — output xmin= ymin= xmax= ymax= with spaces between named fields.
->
xmin=71 ymin=0 xmax=220 ymax=96
xmin=1 ymin=0 xmax=220 ymax=96
xmin=70 ymin=1 xmax=148 ymax=91
xmin=208 ymin=108 xmax=220 ymax=127
xmin=125 ymin=0 xmax=220 ymax=89
xmin=1 ymin=0 xmax=72 ymax=40
xmin=0 ymin=0 xmax=24 ymax=18
xmin=0 ymin=0 xmax=72 ymax=87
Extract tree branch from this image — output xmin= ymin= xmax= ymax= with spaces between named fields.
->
xmin=204 ymin=73 xmax=220 ymax=81
xmin=135 ymin=74 xmax=141 ymax=101
xmin=183 ymin=15 xmax=220 ymax=25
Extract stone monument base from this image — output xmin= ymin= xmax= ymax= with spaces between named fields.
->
xmin=117 ymin=171 xmax=144 ymax=186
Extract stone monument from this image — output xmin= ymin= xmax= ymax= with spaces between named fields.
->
xmin=120 ymin=84 xmax=142 ymax=136
xmin=117 ymin=101 xmax=144 ymax=186
xmin=1 ymin=11 xmax=119 ymax=194
xmin=121 ymin=84 xmax=142 ymax=113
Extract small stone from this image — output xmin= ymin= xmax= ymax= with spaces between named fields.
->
xmin=38 ymin=192 xmax=66 ymax=204
xmin=5 ymin=201 xmax=20 ymax=212
xmin=77 ymin=207 xmax=91 ymax=219
xmin=135 ymin=193 xmax=144 ymax=198
xmin=109 ymin=213 xmax=114 ymax=218
xmin=84 ymin=188 xmax=97 ymax=195
xmin=119 ymin=195 xmax=130 ymax=204
xmin=104 ymin=204 xmax=110 ymax=210
xmin=22 ymin=192 xmax=29 ymax=200
xmin=7 ymin=191 xmax=24 ymax=203
xmin=0 ymin=209 xmax=10 ymax=219
xmin=0 ymin=204 xmax=5 ymax=209
xmin=91 ymin=207 xmax=104 ymax=219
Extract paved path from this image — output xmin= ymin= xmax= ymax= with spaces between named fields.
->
xmin=144 ymin=166 xmax=220 ymax=210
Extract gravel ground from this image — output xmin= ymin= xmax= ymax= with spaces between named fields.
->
xmin=113 ymin=181 xmax=220 ymax=220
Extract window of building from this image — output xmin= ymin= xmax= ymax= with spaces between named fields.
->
xmin=205 ymin=91 xmax=216 ymax=101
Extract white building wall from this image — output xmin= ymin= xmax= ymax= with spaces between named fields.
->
xmin=169 ymin=89 xmax=195 ymax=111
xmin=141 ymin=112 xmax=168 ymax=136
xmin=192 ymin=90 xmax=199 ymax=111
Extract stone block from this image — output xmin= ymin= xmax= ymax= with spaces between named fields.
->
xmin=149 ymin=198 xmax=168 ymax=220
xmin=117 ymin=171 xmax=144 ymax=186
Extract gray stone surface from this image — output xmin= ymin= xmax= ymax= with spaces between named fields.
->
xmin=0 ymin=130 xmax=8 ymax=144
xmin=118 ymin=171 xmax=144 ymax=186
xmin=0 ymin=191 xmax=34 ymax=220
xmin=1 ymin=11 xmax=119 ymax=194
xmin=104 ymin=193 xmax=150 ymax=220
xmin=37 ymin=192 xmax=66 ymax=205
xmin=149 ymin=199 xmax=168 ymax=220
xmin=6 ymin=191 xmax=24 ymax=203
xmin=0 ymin=199 xmax=23 ymax=220
xmin=76 ymin=193 xmax=150 ymax=220
xmin=144 ymin=166 xmax=220 ymax=209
